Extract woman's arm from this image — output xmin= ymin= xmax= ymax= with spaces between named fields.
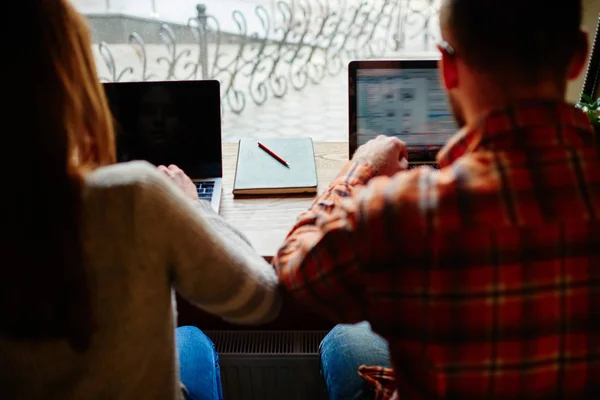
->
xmin=135 ymin=163 xmax=281 ymax=325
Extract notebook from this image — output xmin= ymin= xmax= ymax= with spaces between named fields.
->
xmin=233 ymin=138 xmax=318 ymax=195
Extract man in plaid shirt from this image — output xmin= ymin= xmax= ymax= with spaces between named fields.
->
xmin=273 ymin=0 xmax=600 ymax=399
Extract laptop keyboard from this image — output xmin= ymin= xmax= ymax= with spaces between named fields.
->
xmin=409 ymin=163 xmax=440 ymax=170
xmin=195 ymin=181 xmax=215 ymax=202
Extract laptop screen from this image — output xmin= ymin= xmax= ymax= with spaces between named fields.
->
xmin=351 ymin=61 xmax=457 ymax=160
xmin=103 ymin=80 xmax=222 ymax=178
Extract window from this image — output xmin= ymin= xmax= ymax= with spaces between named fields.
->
xmin=76 ymin=0 xmax=441 ymax=142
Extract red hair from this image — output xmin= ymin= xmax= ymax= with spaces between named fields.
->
xmin=0 ymin=0 xmax=116 ymax=351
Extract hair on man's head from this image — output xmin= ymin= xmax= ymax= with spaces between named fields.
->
xmin=440 ymin=0 xmax=583 ymax=82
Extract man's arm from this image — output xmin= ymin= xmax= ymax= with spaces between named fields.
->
xmin=273 ymin=136 xmax=412 ymax=324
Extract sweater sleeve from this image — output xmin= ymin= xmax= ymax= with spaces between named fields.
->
xmin=134 ymin=163 xmax=281 ymax=325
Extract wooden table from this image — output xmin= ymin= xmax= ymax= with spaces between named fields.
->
xmin=220 ymin=141 xmax=348 ymax=258
xmin=177 ymin=141 xmax=348 ymax=330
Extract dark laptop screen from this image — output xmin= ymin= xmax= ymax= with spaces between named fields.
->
xmin=103 ymin=80 xmax=222 ymax=178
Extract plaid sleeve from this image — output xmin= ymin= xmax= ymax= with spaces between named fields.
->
xmin=358 ymin=366 xmax=397 ymax=400
xmin=272 ymin=161 xmax=378 ymax=322
xmin=274 ymin=160 xmax=431 ymax=324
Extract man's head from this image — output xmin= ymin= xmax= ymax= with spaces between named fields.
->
xmin=438 ymin=0 xmax=588 ymax=127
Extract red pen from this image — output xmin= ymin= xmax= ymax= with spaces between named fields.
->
xmin=258 ymin=141 xmax=290 ymax=168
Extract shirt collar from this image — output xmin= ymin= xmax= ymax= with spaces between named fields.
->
xmin=436 ymin=101 xmax=594 ymax=168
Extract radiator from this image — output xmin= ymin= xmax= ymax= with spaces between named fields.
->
xmin=204 ymin=331 xmax=330 ymax=400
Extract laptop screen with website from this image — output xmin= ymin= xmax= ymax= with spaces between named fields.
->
xmin=355 ymin=68 xmax=456 ymax=160
xmin=103 ymin=80 xmax=222 ymax=178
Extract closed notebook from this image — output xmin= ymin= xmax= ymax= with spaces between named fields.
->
xmin=233 ymin=138 xmax=318 ymax=195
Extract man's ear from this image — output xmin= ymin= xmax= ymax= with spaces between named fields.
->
xmin=567 ymin=29 xmax=590 ymax=81
xmin=438 ymin=48 xmax=459 ymax=90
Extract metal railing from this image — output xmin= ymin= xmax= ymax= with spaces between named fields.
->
xmin=95 ymin=0 xmax=441 ymax=114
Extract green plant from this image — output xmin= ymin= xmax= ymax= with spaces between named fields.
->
xmin=576 ymin=94 xmax=600 ymax=129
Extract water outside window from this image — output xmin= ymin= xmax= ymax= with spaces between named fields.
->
xmin=73 ymin=0 xmax=441 ymax=142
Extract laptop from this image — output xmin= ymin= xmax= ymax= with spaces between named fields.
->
xmin=349 ymin=59 xmax=457 ymax=168
xmin=103 ymin=80 xmax=223 ymax=212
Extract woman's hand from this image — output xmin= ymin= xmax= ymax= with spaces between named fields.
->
xmin=157 ymin=165 xmax=199 ymax=201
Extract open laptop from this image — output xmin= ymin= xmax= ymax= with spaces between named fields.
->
xmin=349 ymin=59 xmax=457 ymax=168
xmin=103 ymin=80 xmax=223 ymax=212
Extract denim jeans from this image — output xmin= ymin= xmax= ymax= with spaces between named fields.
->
xmin=176 ymin=326 xmax=223 ymax=400
xmin=319 ymin=322 xmax=392 ymax=400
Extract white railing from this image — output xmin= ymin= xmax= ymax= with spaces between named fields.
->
xmin=91 ymin=0 xmax=441 ymax=114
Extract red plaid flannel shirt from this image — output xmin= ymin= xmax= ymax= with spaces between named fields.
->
xmin=273 ymin=102 xmax=600 ymax=400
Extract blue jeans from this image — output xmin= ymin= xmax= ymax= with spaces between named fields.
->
xmin=176 ymin=326 xmax=223 ymax=400
xmin=319 ymin=322 xmax=392 ymax=400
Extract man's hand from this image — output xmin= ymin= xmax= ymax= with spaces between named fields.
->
xmin=352 ymin=135 xmax=409 ymax=177
xmin=158 ymin=164 xmax=199 ymax=201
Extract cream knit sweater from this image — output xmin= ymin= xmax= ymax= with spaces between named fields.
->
xmin=0 ymin=161 xmax=281 ymax=399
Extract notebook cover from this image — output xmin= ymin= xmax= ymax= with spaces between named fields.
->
xmin=233 ymin=138 xmax=318 ymax=195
